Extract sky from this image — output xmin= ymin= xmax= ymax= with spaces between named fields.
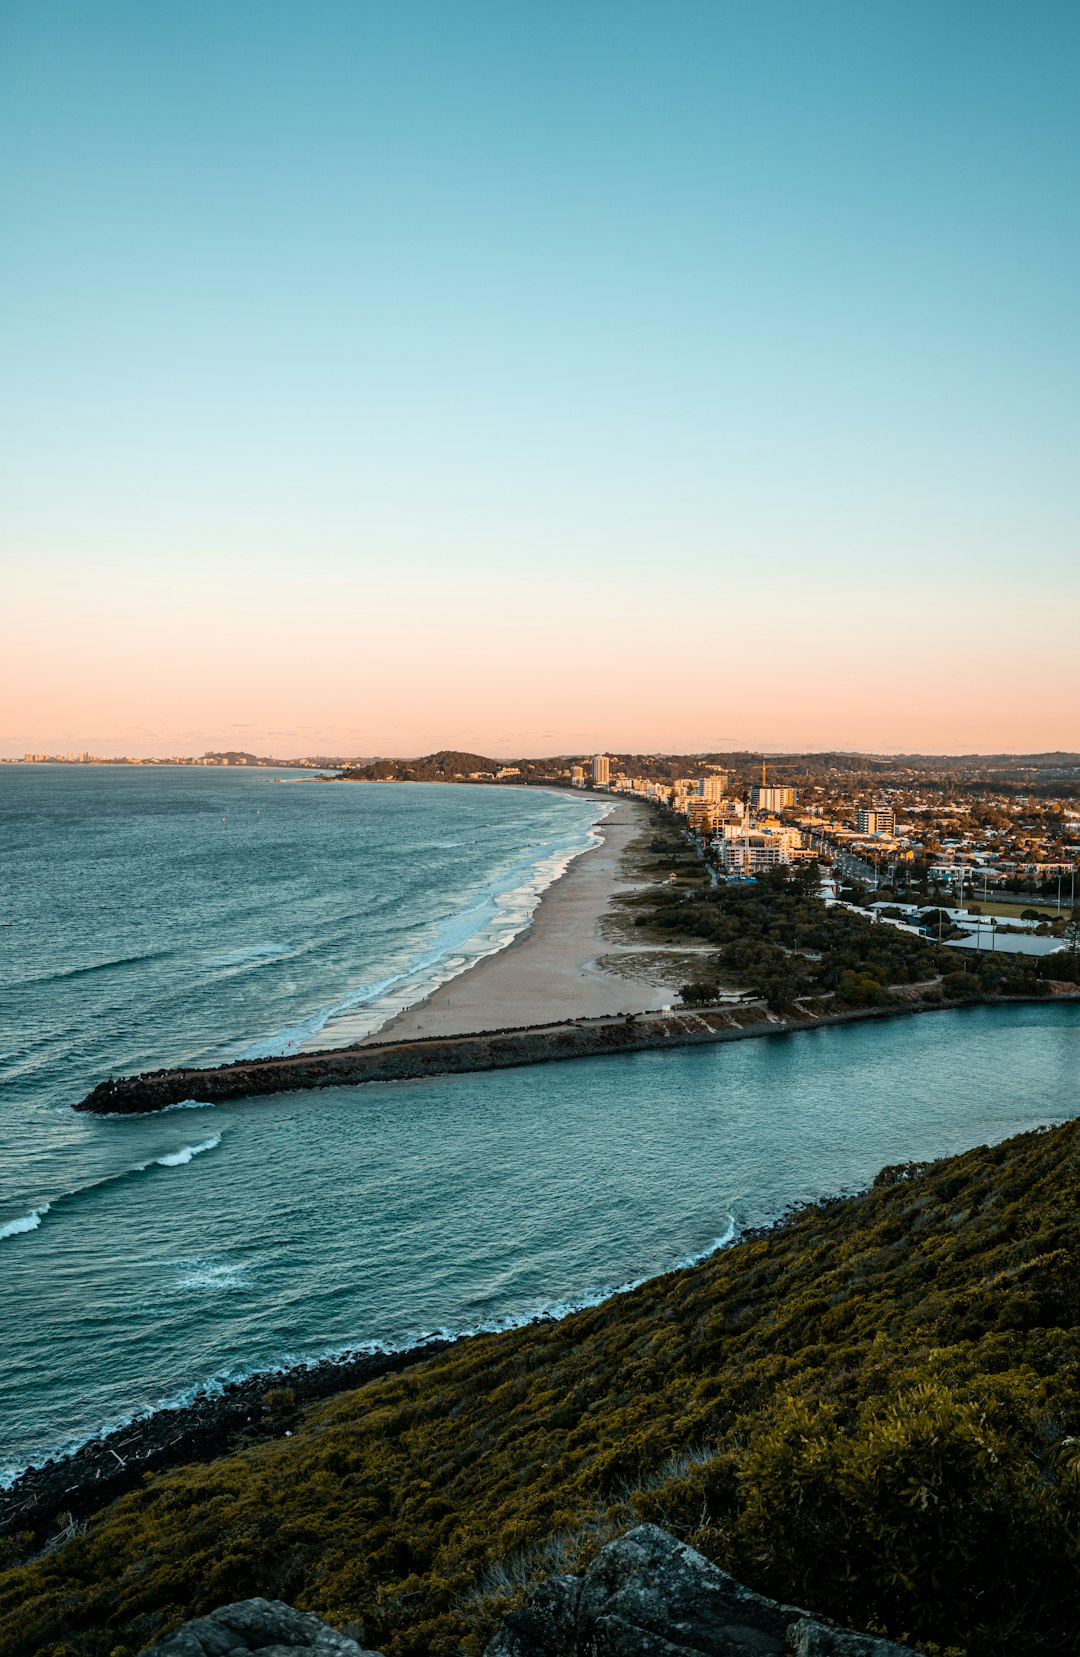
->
xmin=2 ymin=1 xmax=1078 ymax=758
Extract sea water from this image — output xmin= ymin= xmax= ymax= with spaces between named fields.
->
xmin=1 ymin=768 xmax=1078 ymax=1480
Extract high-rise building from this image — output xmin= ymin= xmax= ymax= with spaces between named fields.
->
xmin=592 ymin=754 xmax=611 ymax=785
xmin=699 ymin=774 xmax=728 ymax=800
xmin=857 ymin=806 xmax=896 ymax=836
xmin=687 ymin=799 xmax=724 ymax=833
xmin=751 ymin=785 xmax=796 ymax=811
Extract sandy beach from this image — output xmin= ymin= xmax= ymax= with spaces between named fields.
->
xmin=363 ymin=797 xmax=678 ymax=1041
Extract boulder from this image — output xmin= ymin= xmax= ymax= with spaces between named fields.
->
xmin=137 ymin=1596 xmax=379 ymax=1656
xmin=484 ymin=1525 xmax=922 ymax=1657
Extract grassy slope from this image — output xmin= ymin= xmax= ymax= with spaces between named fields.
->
xmin=3 ymin=1117 xmax=1080 ymax=1657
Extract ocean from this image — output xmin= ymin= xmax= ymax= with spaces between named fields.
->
xmin=2 ymin=766 xmax=1078 ymax=1482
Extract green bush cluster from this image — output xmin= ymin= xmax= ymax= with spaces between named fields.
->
xmin=4 ymin=1119 xmax=1080 ymax=1657
xmin=635 ymin=878 xmax=1074 ymax=1014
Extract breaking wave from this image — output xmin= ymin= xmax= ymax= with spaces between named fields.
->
xmin=149 ymin=1135 xmax=221 ymax=1168
xmin=0 ymin=1206 xmax=50 ymax=1242
xmin=238 ymin=796 xmax=614 ymax=1056
xmin=0 ymin=1136 xmax=225 ymax=1244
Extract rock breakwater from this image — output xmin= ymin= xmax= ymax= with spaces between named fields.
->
xmin=74 ymin=1004 xmax=946 ymax=1115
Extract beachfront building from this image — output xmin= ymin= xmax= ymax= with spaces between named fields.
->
xmin=570 ymin=765 xmax=586 ymax=787
xmin=699 ymin=774 xmax=728 ymax=801
xmin=592 ymin=754 xmax=611 ymax=786
xmin=717 ymin=835 xmax=792 ymax=875
xmin=687 ymin=799 xmax=725 ymax=834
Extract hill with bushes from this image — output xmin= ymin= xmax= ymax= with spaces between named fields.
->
xmin=3 ymin=1113 xmax=1080 ymax=1657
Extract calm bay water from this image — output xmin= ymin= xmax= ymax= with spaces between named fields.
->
xmin=1 ymin=768 xmax=1078 ymax=1480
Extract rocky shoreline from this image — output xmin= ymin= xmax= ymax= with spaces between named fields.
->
xmin=0 ymin=1336 xmax=461 ymax=1555
xmin=0 ymin=1160 xmax=883 ymax=1559
xmin=0 ymin=1079 xmax=1040 ymax=1565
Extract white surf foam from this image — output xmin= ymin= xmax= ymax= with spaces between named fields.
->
xmin=1 ymin=1135 xmax=227 ymax=1249
xmin=670 ymin=1217 xmax=739 ymax=1270
xmin=175 ymin=1259 xmax=251 ymax=1292
xmin=150 ymin=1135 xmax=222 ymax=1168
xmin=0 ymin=1205 xmax=50 ymax=1242
xmin=243 ymin=793 xmax=613 ymax=1057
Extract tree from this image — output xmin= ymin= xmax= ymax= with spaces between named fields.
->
xmin=791 ymin=859 xmax=821 ymax=896
xmin=1064 ymin=908 xmax=1080 ymax=957
xmin=680 ymin=980 xmax=720 ymax=1006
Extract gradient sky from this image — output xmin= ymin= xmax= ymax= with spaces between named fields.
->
xmin=3 ymin=1 xmax=1078 ymax=757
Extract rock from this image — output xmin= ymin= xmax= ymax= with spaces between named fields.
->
xmin=136 ymin=1531 xmax=922 ymax=1657
xmin=137 ymin=1595 xmax=380 ymax=1655
xmin=484 ymin=1525 xmax=922 ymax=1657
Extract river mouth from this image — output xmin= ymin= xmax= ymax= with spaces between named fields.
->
xmin=3 ymin=1000 xmax=1078 ymax=1484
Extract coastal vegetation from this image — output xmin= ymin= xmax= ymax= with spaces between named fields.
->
xmin=613 ymin=864 xmax=1078 ymax=1015
xmin=4 ymin=1116 xmax=1080 ymax=1657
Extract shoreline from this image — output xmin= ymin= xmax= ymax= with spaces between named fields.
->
xmin=353 ymin=796 xmax=669 ymax=1045
xmin=0 ymin=1337 xmax=463 ymax=1546
xmin=0 ymin=1109 xmax=961 ymax=1545
xmin=10 ymin=1055 xmax=1078 ymax=1552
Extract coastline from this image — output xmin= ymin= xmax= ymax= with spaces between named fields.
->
xmin=297 ymin=793 xmax=659 ymax=1052
xmin=1 ymin=1208 xmax=742 ymax=1540
xmin=11 ymin=1073 xmax=1077 ymax=1553
xmin=22 ymin=996 xmax=1080 ymax=1542
xmin=0 ymin=1337 xmax=462 ymax=1546
xmin=0 ymin=1124 xmax=944 ymax=1545
xmin=356 ymin=796 xmax=671 ymax=1043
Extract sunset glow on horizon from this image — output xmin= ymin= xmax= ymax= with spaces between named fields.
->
xmin=4 ymin=1 xmax=1078 ymax=759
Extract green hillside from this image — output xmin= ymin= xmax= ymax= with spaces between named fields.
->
xmin=4 ymin=1116 xmax=1079 ymax=1657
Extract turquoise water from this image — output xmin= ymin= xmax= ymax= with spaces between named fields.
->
xmin=1 ymin=766 xmax=604 ymax=1213
xmin=1 ymin=770 xmax=1078 ymax=1480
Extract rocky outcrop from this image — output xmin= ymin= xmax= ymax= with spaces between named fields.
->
xmin=138 ymin=1595 xmax=378 ymax=1655
xmin=484 ymin=1525 xmax=921 ymax=1657
xmin=134 ymin=1529 xmax=923 ymax=1657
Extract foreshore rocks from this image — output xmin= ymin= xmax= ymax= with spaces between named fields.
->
xmin=137 ymin=1596 xmax=378 ymax=1654
xmin=134 ymin=1529 xmax=922 ymax=1657
xmin=485 ymin=1525 xmax=922 ymax=1657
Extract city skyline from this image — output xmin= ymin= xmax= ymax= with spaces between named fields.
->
xmin=4 ymin=1 xmax=1078 ymax=759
